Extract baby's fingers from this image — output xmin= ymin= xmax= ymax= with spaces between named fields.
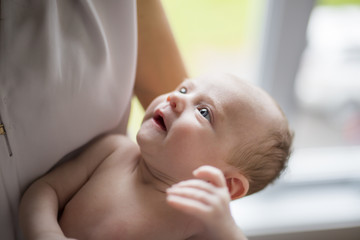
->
xmin=167 ymin=185 xmax=216 ymax=206
xmin=172 ymin=179 xmax=216 ymax=194
xmin=193 ymin=165 xmax=226 ymax=188
xmin=166 ymin=192 xmax=211 ymax=218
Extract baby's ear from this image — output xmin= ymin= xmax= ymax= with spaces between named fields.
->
xmin=225 ymin=172 xmax=249 ymax=200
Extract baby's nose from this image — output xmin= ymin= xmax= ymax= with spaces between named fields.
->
xmin=167 ymin=93 xmax=185 ymax=113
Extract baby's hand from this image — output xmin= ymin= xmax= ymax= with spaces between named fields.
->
xmin=166 ymin=165 xmax=232 ymax=227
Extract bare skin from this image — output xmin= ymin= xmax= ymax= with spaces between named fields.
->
xmin=20 ymin=135 xmax=245 ymax=240
xmin=59 ymin=136 xmax=202 ymax=240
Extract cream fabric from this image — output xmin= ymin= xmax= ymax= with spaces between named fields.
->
xmin=0 ymin=1 xmax=137 ymax=239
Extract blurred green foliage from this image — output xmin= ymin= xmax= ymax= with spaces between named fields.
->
xmin=161 ymin=0 xmax=262 ymax=51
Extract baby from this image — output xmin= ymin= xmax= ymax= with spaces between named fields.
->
xmin=19 ymin=74 xmax=293 ymax=240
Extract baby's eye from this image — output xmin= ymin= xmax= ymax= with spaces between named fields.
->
xmin=179 ymin=87 xmax=187 ymax=94
xmin=198 ymin=107 xmax=211 ymax=122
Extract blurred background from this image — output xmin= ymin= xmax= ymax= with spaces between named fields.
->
xmin=129 ymin=0 xmax=360 ymax=239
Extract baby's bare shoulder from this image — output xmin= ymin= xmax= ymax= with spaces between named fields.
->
xmin=99 ymin=134 xmax=140 ymax=167
xmin=97 ymin=134 xmax=137 ymax=153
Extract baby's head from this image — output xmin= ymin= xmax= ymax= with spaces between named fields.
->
xmin=137 ymin=73 xmax=293 ymax=198
xmin=221 ymin=77 xmax=293 ymax=196
xmin=194 ymin=74 xmax=293 ymax=196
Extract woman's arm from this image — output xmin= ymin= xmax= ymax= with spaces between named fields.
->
xmin=19 ymin=135 xmax=123 ymax=240
xmin=135 ymin=0 xmax=188 ymax=109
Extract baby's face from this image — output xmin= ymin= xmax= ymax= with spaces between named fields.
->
xmin=137 ymin=75 xmax=283 ymax=181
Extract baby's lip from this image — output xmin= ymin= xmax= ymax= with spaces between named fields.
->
xmin=153 ymin=109 xmax=167 ymax=132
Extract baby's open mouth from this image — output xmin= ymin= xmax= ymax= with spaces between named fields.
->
xmin=153 ymin=113 xmax=167 ymax=131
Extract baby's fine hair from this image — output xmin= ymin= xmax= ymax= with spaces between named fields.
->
xmin=227 ymin=105 xmax=293 ymax=196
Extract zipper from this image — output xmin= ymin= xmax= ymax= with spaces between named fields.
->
xmin=0 ymin=123 xmax=13 ymax=157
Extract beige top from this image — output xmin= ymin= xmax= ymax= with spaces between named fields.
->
xmin=0 ymin=1 xmax=137 ymax=239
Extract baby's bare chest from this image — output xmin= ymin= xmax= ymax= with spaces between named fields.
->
xmin=59 ymin=165 xmax=195 ymax=240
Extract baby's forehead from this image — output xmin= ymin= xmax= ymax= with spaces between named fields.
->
xmin=193 ymin=74 xmax=254 ymax=92
xmin=194 ymin=75 xmax=284 ymax=125
xmin=192 ymin=75 xmax=262 ymax=106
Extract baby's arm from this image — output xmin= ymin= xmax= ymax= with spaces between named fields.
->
xmin=166 ymin=166 xmax=248 ymax=240
xmin=19 ymin=135 xmax=123 ymax=240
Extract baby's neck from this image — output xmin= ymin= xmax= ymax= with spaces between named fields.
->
xmin=137 ymin=157 xmax=178 ymax=193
